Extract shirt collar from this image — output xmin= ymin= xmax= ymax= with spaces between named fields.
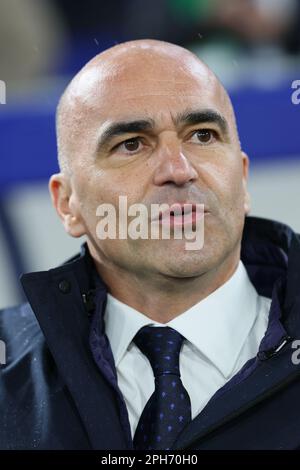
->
xmin=104 ymin=261 xmax=261 ymax=378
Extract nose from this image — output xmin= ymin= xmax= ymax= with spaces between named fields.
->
xmin=153 ymin=141 xmax=198 ymax=187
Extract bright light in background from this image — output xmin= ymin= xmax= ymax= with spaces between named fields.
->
xmin=0 ymin=80 xmax=6 ymax=104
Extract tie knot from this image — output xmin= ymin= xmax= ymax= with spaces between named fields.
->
xmin=133 ymin=326 xmax=185 ymax=378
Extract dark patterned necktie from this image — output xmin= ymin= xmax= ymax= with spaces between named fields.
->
xmin=132 ymin=325 xmax=192 ymax=450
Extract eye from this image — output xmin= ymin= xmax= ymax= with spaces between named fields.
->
xmin=190 ymin=129 xmax=216 ymax=145
xmin=116 ymin=137 xmax=142 ymax=153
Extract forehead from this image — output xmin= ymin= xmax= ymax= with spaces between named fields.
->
xmin=70 ymin=54 xmax=230 ymax=125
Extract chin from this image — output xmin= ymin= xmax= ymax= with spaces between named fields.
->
xmin=159 ymin=251 xmax=212 ymax=278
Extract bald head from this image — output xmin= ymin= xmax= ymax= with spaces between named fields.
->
xmin=56 ymin=39 xmax=237 ymax=173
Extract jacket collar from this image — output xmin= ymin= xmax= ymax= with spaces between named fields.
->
xmin=20 ymin=215 xmax=300 ymax=450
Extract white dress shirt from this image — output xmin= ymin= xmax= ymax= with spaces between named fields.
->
xmin=103 ymin=261 xmax=272 ymax=440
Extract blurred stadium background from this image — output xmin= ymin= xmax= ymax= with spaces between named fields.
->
xmin=0 ymin=0 xmax=299 ymax=309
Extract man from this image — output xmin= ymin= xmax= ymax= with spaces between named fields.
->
xmin=0 ymin=39 xmax=300 ymax=450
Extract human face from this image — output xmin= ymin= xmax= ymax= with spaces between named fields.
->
xmin=53 ymin=48 xmax=250 ymax=279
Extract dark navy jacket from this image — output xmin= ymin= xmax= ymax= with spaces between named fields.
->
xmin=1 ymin=216 xmax=300 ymax=450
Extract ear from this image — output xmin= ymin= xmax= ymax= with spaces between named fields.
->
xmin=49 ymin=173 xmax=86 ymax=238
xmin=241 ymin=151 xmax=251 ymax=215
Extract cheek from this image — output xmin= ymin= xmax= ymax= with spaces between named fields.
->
xmin=71 ymin=170 xmax=106 ymax=227
xmin=201 ymin=158 xmax=245 ymax=213
xmin=97 ymin=164 xmax=150 ymax=204
xmin=75 ymin=168 xmax=146 ymax=226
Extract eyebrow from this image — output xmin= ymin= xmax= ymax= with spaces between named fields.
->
xmin=96 ymin=119 xmax=155 ymax=149
xmin=175 ymin=109 xmax=228 ymax=134
xmin=96 ymin=109 xmax=229 ymax=151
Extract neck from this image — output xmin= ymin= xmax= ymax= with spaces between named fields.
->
xmin=88 ymin=245 xmax=241 ymax=324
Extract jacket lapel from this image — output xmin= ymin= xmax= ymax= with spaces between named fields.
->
xmin=172 ymin=337 xmax=300 ymax=449
xmin=20 ymin=254 xmax=128 ymax=450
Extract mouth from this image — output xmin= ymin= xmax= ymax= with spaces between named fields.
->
xmin=156 ymin=203 xmax=208 ymax=227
